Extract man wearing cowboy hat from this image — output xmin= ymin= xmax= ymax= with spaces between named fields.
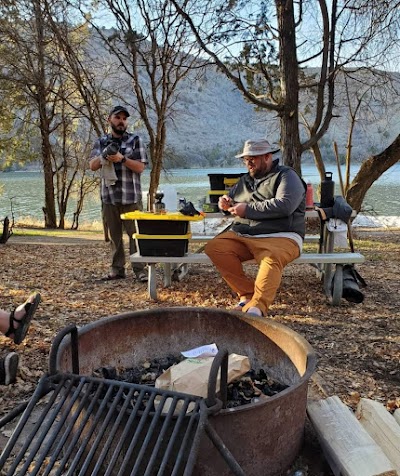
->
xmin=205 ymin=139 xmax=307 ymax=316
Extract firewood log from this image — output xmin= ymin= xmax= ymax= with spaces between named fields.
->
xmin=394 ymin=409 xmax=400 ymax=426
xmin=307 ymin=396 xmax=397 ymax=476
xmin=356 ymin=398 xmax=400 ymax=473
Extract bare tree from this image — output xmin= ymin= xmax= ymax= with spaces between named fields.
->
xmin=41 ymin=0 xmax=119 ymax=230
xmin=42 ymin=0 xmax=115 ymax=137
xmin=0 ymin=0 xmax=117 ymax=228
xmin=171 ymin=0 xmax=400 ymax=181
xmin=0 ymin=0 xmax=64 ymax=227
xmin=347 ymin=134 xmax=400 ymax=212
xmin=332 ymin=69 xmax=400 ymax=210
xmin=82 ymin=0 xmax=207 ymax=207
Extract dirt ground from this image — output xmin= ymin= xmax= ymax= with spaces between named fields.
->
xmin=0 ymin=226 xmax=399 ymax=475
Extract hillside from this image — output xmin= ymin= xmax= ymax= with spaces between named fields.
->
xmin=88 ymin=30 xmax=400 ymax=166
xmin=151 ymin=67 xmax=400 ymax=166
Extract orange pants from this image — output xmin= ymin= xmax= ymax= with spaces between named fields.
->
xmin=204 ymin=231 xmax=300 ymax=315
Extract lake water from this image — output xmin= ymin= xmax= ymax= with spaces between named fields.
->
xmin=0 ymin=163 xmax=399 ymax=228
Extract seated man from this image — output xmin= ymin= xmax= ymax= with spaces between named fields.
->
xmin=205 ymin=139 xmax=306 ymax=317
xmin=0 ymin=293 xmax=41 ymax=385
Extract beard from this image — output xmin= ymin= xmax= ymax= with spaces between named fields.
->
xmin=248 ymin=167 xmax=263 ymax=179
xmin=111 ymin=124 xmax=126 ymax=136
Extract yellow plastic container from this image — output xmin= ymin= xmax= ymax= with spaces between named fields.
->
xmin=207 ymin=190 xmax=228 ymax=195
xmin=121 ymin=211 xmax=203 ymax=236
xmin=121 ymin=211 xmax=203 ymax=222
xmin=224 ymin=177 xmax=240 ymax=187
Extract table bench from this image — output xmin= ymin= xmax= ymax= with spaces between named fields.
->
xmin=130 ymin=251 xmax=365 ymax=305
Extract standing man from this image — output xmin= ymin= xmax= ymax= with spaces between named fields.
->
xmin=89 ymin=105 xmax=148 ymax=282
xmin=205 ymin=139 xmax=306 ymax=317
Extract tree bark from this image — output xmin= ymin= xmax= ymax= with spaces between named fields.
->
xmin=346 ymin=134 xmax=400 ymax=212
xmin=34 ymin=0 xmax=57 ymax=228
xmin=276 ymin=0 xmax=302 ymax=174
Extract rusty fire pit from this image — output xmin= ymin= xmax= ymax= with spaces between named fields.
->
xmin=55 ymin=307 xmax=316 ymax=476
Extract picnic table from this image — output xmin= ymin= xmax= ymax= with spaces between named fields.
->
xmin=123 ymin=210 xmax=365 ymax=305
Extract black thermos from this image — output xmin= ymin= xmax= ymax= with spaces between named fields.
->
xmin=320 ymin=172 xmax=335 ymax=207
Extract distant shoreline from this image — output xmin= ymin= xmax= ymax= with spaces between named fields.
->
xmin=8 ymin=213 xmax=400 ymax=236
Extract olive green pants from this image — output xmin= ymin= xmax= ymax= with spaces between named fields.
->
xmin=102 ymin=202 xmax=145 ymax=276
xmin=205 ymin=231 xmax=300 ymax=315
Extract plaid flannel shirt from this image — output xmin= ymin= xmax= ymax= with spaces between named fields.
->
xmin=90 ymin=133 xmax=148 ymax=205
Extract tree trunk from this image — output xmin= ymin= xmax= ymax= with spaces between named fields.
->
xmin=311 ymin=143 xmax=326 ymax=180
xmin=41 ymin=132 xmax=57 ymax=228
xmin=35 ymin=0 xmax=57 ymax=228
xmin=147 ymin=119 xmax=168 ymax=211
xmin=276 ymin=0 xmax=302 ymax=174
xmin=346 ymin=134 xmax=400 ymax=212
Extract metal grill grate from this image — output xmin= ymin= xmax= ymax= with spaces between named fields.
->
xmin=0 ymin=333 xmax=245 ymax=476
xmin=0 ymin=373 xmax=208 ymax=476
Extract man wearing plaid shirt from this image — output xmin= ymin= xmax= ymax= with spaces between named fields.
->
xmin=89 ymin=105 xmax=148 ymax=282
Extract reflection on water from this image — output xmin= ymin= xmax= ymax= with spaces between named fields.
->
xmin=0 ymin=163 xmax=399 ymax=225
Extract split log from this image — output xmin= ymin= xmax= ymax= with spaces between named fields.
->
xmin=307 ymin=396 xmax=397 ymax=476
xmin=356 ymin=398 xmax=400 ymax=473
xmin=394 ymin=409 xmax=400 ymax=426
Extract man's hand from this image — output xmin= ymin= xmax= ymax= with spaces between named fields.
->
xmin=107 ymin=152 xmax=125 ymax=163
xmin=228 ymin=202 xmax=247 ymax=217
xmin=219 ymin=194 xmax=233 ymax=211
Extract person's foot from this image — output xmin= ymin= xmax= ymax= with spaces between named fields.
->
xmin=5 ymin=293 xmax=41 ymax=344
xmin=134 ymin=270 xmax=148 ymax=283
xmin=233 ymin=300 xmax=250 ymax=311
xmin=0 ymin=352 xmax=19 ymax=385
xmin=13 ymin=294 xmax=39 ymax=321
xmin=246 ymin=306 xmax=263 ymax=317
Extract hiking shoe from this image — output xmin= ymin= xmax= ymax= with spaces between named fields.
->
xmin=134 ymin=270 xmax=148 ymax=282
xmin=0 ymin=352 xmax=19 ymax=385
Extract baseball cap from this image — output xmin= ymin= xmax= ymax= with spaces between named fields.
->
xmin=109 ymin=105 xmax=130 ymax=117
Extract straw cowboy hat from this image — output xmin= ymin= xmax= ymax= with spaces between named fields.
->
xmin=235 ymin=139 xmax=280 ymax=158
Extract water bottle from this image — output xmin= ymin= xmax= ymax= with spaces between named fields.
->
xmin=162 ymin=185 xmax=178 ymax=212
xmin=306 ymin=182 xmax=314 ymax=209
xmin=320 ymin=172 xmax=335 ymax=208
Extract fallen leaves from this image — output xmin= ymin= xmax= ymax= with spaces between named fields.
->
xmin=0 ymin=230 xmax=399 ymax=418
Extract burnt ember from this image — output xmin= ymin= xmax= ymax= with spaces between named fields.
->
xmin=92 ymin=355 xmax=288 ymax=409
xmin=226 ymin=369 xmax=288 ymax=408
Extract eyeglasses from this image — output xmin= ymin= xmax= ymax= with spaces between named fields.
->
xmin=242 ymin=156 xmax=263 ymax=164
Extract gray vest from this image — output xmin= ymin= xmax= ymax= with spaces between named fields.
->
xmin=231 ymin=164 xmax=307 ymax=238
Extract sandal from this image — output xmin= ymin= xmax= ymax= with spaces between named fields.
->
xmin=5 ymin=293 xmax=41 ymax=345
